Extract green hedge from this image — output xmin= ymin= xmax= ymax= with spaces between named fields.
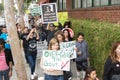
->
xmin=70 ymin=19 xmax=120 ymax=77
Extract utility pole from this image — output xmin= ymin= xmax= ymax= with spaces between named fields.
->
xmin=4 ymin=0 xmax=28 ymax=80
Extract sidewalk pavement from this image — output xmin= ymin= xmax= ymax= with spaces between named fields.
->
xmin=10 ymin=59 xmax=85 ymax=80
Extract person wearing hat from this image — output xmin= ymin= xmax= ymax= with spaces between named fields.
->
xmin=0 ymin=38 xmax=14 ymax=80
xmin=46 ymin=23 xmax=58 ymax=45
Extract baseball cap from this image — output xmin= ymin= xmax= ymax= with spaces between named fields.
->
xmin=49 ymin=23 xmax=55 ymax=27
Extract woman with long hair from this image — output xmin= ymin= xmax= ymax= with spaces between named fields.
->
xmin=103 ymin=41 xmax=120 ymax=80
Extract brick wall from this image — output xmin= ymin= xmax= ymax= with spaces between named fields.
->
xmin=65 ymin=1 xmax=120 ymax=23
xmin=67 ymin=6 xmax=120 ymax=23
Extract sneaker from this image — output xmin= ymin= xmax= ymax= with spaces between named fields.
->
xmin=77 ymin=72 xmax=80 ymax=77
xmin=33 ymin=73 xmax=37 ymax=77
xmin=68 ymin=77 xmax=72 ymax=80
xmin=30 ymin=75 xmax=34 ymax=80
xmin=33 ymin=73 xmax=38 ymax=79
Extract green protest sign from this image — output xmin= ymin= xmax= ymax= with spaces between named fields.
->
xmin=29 ymin=4 xmax=41 ymax=16
xmin=60 ymin=41 xmax=77 ymax=59
xmin=43 ymin=50 xmax=70 ymax=71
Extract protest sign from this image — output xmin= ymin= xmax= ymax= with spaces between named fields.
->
xmin=41 ymin=3 xmax=58 ymax=23
xmin=60 ymin=41 xmax=76 ymax=59
xmin=37 ymin=40 xmax=47 ymax=59
xmin=54 ymin=12 xmax=68 ymax=26
xmin=24 ymin=14 xmax=29 ymax=27
xmin=29 ymin=3 xmax=41 ymax=16
xmin=43 ymin=50 xmax=70 ymax=71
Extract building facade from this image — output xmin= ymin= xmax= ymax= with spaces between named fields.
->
xmin=57 ymin=0 xmax=120 ymax=23
xmin=39 ymin=0 xmax=120 ymax=23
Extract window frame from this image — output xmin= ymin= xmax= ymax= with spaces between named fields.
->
xmin=72 ymin=0 xmax=120 ymax=9
xmin=57 ymin=0 xmax=66 ymax=10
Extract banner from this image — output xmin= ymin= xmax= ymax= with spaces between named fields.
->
xmin=41 ymin=3 xmax=58 ymax=23
xmin=43 ymin=50 xmax=70 ymax=71
xmin=60 ymin=41 xmax=76 ymax=59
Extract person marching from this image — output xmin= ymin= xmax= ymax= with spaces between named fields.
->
xmin=40 ymin=38 xmax=64 ymax=80
xmin=26 ymin=26 xmax=39 ymax=80
xmin=75 ymin=32 xmax=89 ymax=80
xmin=0 ymin=38 xmax=14 ymax=80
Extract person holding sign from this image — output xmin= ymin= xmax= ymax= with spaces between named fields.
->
xmin=26 ymin=26 xmax=40 ymax=80
xmin=75 ymin=32 xmax=89 ymax=80
xmin=63 ymin=29 xmax=72 ymax=42
xmin=62 ymin=29 xmax=73 ymax=80
xmin=40 ymin=38 xmax=64 ymax=80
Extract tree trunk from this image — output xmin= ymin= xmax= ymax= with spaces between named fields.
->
xmin=4 ymin=0 xmax=28 ymax=80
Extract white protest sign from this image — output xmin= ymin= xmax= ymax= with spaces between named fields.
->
xmin=43 ymin=50 xmax=70 ymax=71
xmin=37 ymin=41 xmax=47 ymax=59
xmin=41 ymin=3 xmax=58 ymax=23
xmin=60 ymin=41 xmax=77 ymax=59
xmin=24 ymin=14 xmax=29 ymax=27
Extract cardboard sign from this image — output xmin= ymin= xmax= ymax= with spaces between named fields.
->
xmin=41 ymin=3 xmax=58 ymax=23
xmin=29 ymin=4 xmax=41 ymax=15
xmin=60 ymin=41 xmax=76 ymax=59
xmin=43 ymin=50 xmax=70 ymax=71
xmin=37 ymin=41 xmax=47 ymax=59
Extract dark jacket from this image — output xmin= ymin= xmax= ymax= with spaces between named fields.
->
xmin=4 ymin=49 xmax=14 ymax=66
xmin=103 ymin=56 xmax=120 ymax=80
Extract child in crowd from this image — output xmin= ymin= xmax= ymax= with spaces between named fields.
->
xmin=75 ymin=32 xmax=89 ymax=80
xmin=84 ymin=67 xmax=99 ymax=80
xmin=40 ymin=38 xmax=64 ymax=80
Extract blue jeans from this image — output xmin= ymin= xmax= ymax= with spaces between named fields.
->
xmin=27 ymin=53 xmax=37 ymax=75
xmin=45 ymin=74 xmax=64 ymax=80
xmin=0 ymin=69 xmax=9 ymax=80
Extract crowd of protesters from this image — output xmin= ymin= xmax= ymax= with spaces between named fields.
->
xmin=0 ymin=13 xmax=120 ymax=80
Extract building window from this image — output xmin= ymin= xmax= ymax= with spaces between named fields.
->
xmin=111 ymin=0 xmax=120 ymax=5
xmin=94 ymin=0 xmax=100 ymax=6
xmin=101 ymin=0 xmax=108 ymax=5
xmin=72 ymin=0 xmax=81 ymax=8
xmin=72 ymin=0 xmax=120 ymax=9
xmin=87 ymin=0 xmax=92 ymax=7
xmin=82 ymin=0 xmax=87 ymax=8
xmin=57 ymin=0 xmax=66 ymax=10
